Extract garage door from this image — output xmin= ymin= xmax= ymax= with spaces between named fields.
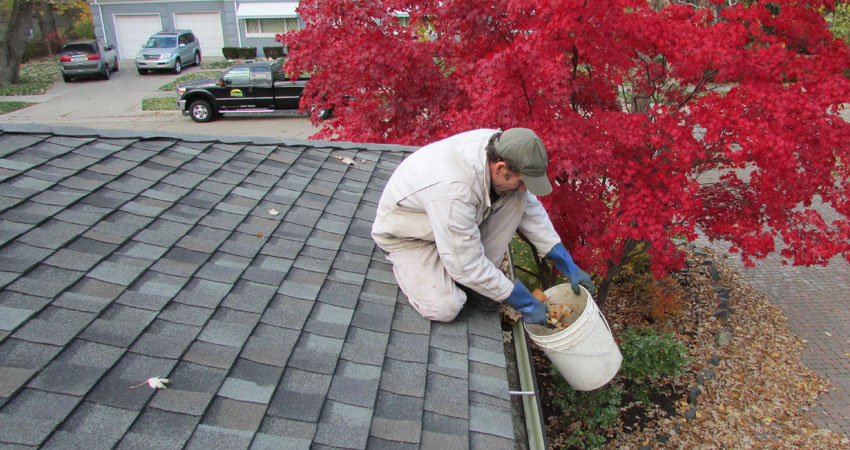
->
xmin=114 ymin=14 xmax=163 ymax=60
xmin=175 ymin=12 xmax=224 ymax=57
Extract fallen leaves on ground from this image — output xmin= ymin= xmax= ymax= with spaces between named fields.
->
xmin=537 ymin=246 xmax=849 ymax=449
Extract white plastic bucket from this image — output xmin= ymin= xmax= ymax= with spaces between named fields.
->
xmin=525 ymin=284 xmax=622 ymax=391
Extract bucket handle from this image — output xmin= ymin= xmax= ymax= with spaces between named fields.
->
xmin=598 ymin=309 xmax=613 ymax=334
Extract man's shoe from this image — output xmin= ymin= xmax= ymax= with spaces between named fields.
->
xmin=458 ymin=284 xmax=499 ymax=312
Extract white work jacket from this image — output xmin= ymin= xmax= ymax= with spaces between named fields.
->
xmin=371 ymin=129 xmax=562 ymax=302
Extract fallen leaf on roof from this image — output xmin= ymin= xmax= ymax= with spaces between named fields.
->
xmin=130 ymin=377 xmax=170 ymax=390
xmin=268 ymin=209 xmax=280 ymax=216
xmin=335 ymin=156 xmax=357 ymax=166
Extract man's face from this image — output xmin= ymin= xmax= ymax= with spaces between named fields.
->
xmin=490 ymin=162 xmax=527 ymax=196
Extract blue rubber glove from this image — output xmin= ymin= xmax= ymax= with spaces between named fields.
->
xmin=546 ymin=243 xmax=595 ymax=296
xmin=504 ymin=280 xmax=549 ymax=325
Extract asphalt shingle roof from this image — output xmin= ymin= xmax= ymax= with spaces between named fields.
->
xmin=0 ymin=123 xmax=518 ymax=449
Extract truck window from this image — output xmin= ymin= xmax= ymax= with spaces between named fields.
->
xmin=253 ymin=65 xmax=272 ymax=87
xmin=222 ymin=67 xmax=251 ymax=84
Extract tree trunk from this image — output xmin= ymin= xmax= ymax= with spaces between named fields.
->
xmin=0 ymin=0 xmax=35 ymax=85
xmin=37 ymin=1 xmax=61 ymax=55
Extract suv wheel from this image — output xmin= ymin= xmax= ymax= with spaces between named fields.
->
xmin=189 ymin=99 xmax=214 ymax=123
xmin=138 ymin=68 xmax=147 ymax=75
xmin=102 ymin=64 xmax=110 ymax=80
xmin=174 ymin=59 xmax=182 ymax=74
xmin=193 ymin=52 xmax=201 ymax=67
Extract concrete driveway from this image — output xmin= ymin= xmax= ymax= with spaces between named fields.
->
xmin=0 ymin=61 xmax=320 ymax=140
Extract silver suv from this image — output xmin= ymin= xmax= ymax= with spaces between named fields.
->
xmin=135 ymin=29 xmax=201 ymax=75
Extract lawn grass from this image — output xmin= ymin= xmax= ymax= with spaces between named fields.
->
xmin=0 ymin=59 xmax=58 ymax=96
xmin=157 ymin=70 xmax=223 ymax=92
xmin=141 ymin=97 xmax=177 ymax=111
xmin=0 ymin=101 xmax=35 ymax=114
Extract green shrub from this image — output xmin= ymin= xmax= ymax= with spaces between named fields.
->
xmin=262 ymin=46 xmax=284 ymax=59
xmin=70 ymin=18 xmax=95 ymax=39
xmin=551 ymin=372 xmax=624 ymax=449
xmin=222 ymin=47 xmax=258 ymax=60
xmin=618 ymin=326 xmax=689 ymax=404
xmin=23 ymin=41 xmax=51 ymax=62
xmin=549 ymin=325 xmax=689 ymax=448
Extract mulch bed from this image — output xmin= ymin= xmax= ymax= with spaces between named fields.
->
xmin=515 ymin=245 xmax=850 ymax=449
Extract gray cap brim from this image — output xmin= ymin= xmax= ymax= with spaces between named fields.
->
xmin=522 ymin=173 xmax=553 ymax=196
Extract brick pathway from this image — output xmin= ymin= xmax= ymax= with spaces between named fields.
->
xmin=694 ymin=235 xmax=850 ymax=436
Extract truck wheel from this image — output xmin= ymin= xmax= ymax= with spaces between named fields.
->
xmin=318 ymin=107 xmax=333 ymax=120
xmin=189 ymin=99 xmax=214 ymax=123
xmin=174 ymin=59 xmax=182 ymax=74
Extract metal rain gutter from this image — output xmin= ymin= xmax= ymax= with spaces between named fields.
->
xmin=506 ymin=250 xmax=548 ymax=450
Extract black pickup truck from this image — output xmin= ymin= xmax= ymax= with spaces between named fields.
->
xmin=177 ymin=60 xmax=329 ymax=122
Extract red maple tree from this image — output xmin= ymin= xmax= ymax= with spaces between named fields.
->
xmin=279 ymin=0 xmax=850 ymax=304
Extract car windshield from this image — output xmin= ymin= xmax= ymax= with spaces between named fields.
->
xmin=144 ymin=37 xmax=177 ymax=48
xmin=61 ymin=43 xmax=96 ymax=56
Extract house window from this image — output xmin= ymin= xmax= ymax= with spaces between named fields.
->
xmin=245 ymin=18 xmax=299 ymax=36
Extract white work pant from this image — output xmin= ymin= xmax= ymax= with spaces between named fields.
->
xmin=386 ymin=195 xmax=523 ymax=322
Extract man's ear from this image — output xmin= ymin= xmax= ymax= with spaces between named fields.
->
xmin=491 ymin=161 xmax=508 ymax=175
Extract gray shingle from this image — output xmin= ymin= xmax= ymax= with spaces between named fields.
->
xmin=260 ymin=295 xmax=313 ymax=330
xmin=43 ymin=401 xmax=138 ymax=450
xmin=359 ymin=279 xmax=398 ymax=306
xmin=379 ymin=358 xmax=427 ymax=398
xmin=371 ymin=390 xmax=424 ymax=443
xmin=173 ymin=278 xmax=232 ymax=308
xmin=469 ymin=404 xmax=514 ymax=440
xmin=326 ymin=360 xmax=381 ymax=408
xmin=0 ymin=305 xmax=32 ymax=331
xmin=317 ymin=279 xmax=359 ymax=309
xmin=277 ymin=268 xmax=324 ymax=301
xmin=28 ymin=339 xmax=124 ymax=395
xmin=470 ymin=432 xmax=514 ymax=450
xmin=391 ymin=302 xmax=431 ymax=336
xmin=87 ymin=256 xmax=151 ymax=287
xmin=267 ymin=368 xmax=331 ymax=422
xmin=424 ymin=372 xmax=468 ymax=419
xmin=385 ymin=330 xmax=429 ymax=364
xmin=420 ymin=412 xmax=468 ymax=450
xmin=185 ymin=424 xmax=253 ymax=450
xmin=313 ymin=400 xmax=372 ymax=449
xmin=2 ymin=201 xmax=64 ymax=224
xmin=240 ymin=324 xmax=299 ymax=368
xmin=80 ymin=304 xmax=157 ymax=347
xmin=119 ymin=409 xmax=200 ymax=449
xmin=222 ymin=228 xmax=271 ymax=256
xmin=340 ymin=327 xmax=389 ymax=367
xmin=304 ymin=302 xmax=354 ymax=339
xmin=0 ymin=389 xmax=80 ymax=445
xmin=201 ymin=397 xmax=266 ymax=432
xmin=86 ymin=353 xmax=178 ymax=410
xmin=428 ymin=347 xmax=467 ymax=379
xmin=12 ymin=306 xmax=95 ymax=346
xmin=287 ymin=332 xmax=344 ymax=375
xmin=222 ymin=280 xmax=277 ymax=313
xmin=130 ymin=319 xmax=201 ymax=358
xmin=0 ymin=338 xmax=62 ymax=370
xmin=241 ymin=254 xmax=293 ymax=286
xmin=182 ymin=340 xmax=240 ymax=370
xmin=7 ymin=265 xmax=84 ymax=298
xmin=195 ymin=252 xmax=251 ymax=284
xmin=59 ymin=280 xmax=123 ymax=312
xmin=254 ymin=417 xmax=315 ymax=449
xmin=0 ymin=242 xmax=53 ymax=273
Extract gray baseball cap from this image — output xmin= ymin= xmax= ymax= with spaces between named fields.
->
xmin=494 ymin=128 xmax=552 ymax=196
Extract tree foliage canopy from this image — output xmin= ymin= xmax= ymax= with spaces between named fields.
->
xmin=280 ymin=0 xmax=850 ymax=289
